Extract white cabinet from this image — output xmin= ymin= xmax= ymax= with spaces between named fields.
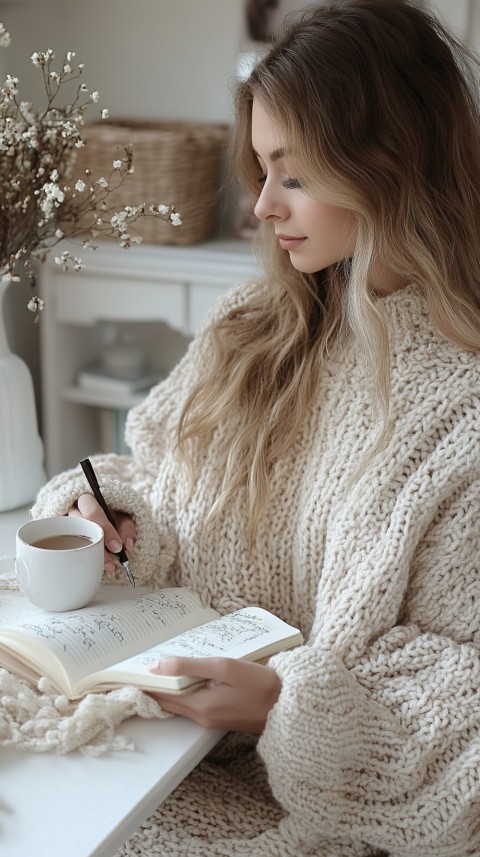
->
xmin=38 ymin=239 xmax=258 ymax=477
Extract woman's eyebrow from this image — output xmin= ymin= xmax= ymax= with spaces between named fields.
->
xmin=252 ymin=147 xmax=287 ymax=162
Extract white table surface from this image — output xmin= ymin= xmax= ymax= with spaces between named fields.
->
xmin=1 ymin=715 xmax=224 ymax=857
xmin=0 ymin=506 xmax=224 ymax=857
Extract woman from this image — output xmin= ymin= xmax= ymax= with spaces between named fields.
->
xmin=32 ymin=1 xmax=480 ymax=854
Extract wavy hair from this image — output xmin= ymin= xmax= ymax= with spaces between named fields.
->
xmin=177 ymin=0 xmax=480 ymax=543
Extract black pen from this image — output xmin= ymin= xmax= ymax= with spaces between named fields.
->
xmin=80 ymin=458 xmax=135 ymax=587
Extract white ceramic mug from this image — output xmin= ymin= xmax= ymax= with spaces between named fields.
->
xmin=16 ymin=516 xmax=104 ymax=611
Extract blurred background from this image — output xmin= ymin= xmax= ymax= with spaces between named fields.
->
xmin=1 ymin=0 xmax=477 ymax=370
xmin=0 ymin=0 xmax=477 ymax=481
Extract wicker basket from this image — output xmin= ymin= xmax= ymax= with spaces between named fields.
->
xmin=71 ymin=120 xmax=230 ymax=245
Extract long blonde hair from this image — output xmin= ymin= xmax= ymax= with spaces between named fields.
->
xmin=177 ymin=0 xmax=480 ymax=541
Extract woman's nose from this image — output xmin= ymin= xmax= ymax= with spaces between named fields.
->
xmin=254 ymin=184 xmax=287 ymax=222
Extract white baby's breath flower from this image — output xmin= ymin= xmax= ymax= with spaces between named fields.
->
xmin=3 ymin=75 xmax=18 ymax=99
xmin=110 ymin=210 xmax=128 ymax=227
xmin=27 ymin=296 xmax=45 ymax=313
xmin=0 ymin=30 xmax=182 ymax=315
xmin=54 ymin=251 xmax=70 ymax=268
xmin=0 ymin=24 xmax=11 ymax=47
xmin=43 ymin=181 xmax=64 ymax=202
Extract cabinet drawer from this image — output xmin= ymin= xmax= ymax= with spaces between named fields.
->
xmin=54 ymin=274 xmax=187 ymax=331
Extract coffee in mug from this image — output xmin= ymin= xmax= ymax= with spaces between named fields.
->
xmin=16 ymin=517 xmax=104 ymax=611
xmin=31 ymin=534 xmax=93 ymax=551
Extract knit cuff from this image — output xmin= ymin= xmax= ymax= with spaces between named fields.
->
xmin=31 ymin=471 xmax=169 ymax=586
xmin=258 ymin=646 xmax=364 ymax=837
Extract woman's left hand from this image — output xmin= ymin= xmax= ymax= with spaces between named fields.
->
xmin=148 ymin=657 xmax=281 ymax=733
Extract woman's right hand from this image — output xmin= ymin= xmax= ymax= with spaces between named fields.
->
xmin=68 ymin=493 xmax=136 ymax=573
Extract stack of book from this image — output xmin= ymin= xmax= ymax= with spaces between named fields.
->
xmin=75 ymin=363 xmax=161 ymax=456
xmin=76 ymin=363 xmax=160 ymax=396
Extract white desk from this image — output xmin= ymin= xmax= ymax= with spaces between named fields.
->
xmin=0 ymin=508 xmax=224 ymax=857
xmin=1 ymin=715 xmax=223 ymax=857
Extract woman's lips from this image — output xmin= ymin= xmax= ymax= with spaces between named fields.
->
xmin=276 ymin=234 xmax=306 ymax=250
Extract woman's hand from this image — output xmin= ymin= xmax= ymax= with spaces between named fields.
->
xmin=147 ymin=657 xmax=281 ymax=733
xmin=68 ymin=493 xmax=136 ymax=573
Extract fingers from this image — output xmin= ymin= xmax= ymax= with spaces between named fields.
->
xmin=68 ymin=493 xmax=136 ymax=572
xmin=149 ymin=656 xmax=229 ymax=679
xmin=148 ymin=659 xmax=282 ymax=732
xmin=115 ymin=512 xmax=136 ymax=553
xmin=69 ymin=496 xmax=116 ymax=571
xmin=149 ymin=656 xmax=264 ymax=687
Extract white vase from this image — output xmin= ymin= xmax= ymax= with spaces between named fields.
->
xmin=0 ymin=280 xmax=46 ymax=511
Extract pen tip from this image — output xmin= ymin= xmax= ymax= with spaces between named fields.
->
xmin=123 ymin=560 xmax=135 ymax=587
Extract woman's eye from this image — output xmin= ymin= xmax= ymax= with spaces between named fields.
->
xmin=257 ymin=174 xmax=301 ymax=189
xmin=282 ymin=177 xmax=301 ymax=190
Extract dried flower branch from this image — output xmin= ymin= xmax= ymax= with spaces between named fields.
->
xmin=0 ymin=25 xmax=182 ymax=320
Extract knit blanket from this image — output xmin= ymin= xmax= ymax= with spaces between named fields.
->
xmin=0 ymin=573 xmax=169 ymax=755
xmin=0 ymin=668 xmax=167 ymax=755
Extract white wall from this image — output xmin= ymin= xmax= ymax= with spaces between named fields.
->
xmin=0 ymin=0 xmax=243 ymax=122
xmin=469 ymin=0 xmax=480 ymax=48
xmin=430 ymin=0 xmax=471 ymax=37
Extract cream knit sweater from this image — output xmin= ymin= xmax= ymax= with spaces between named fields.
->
xmin=26 ymin=284 xmax=480 ymax=856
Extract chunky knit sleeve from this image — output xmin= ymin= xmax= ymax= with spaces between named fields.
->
xmin=258 ymin=407 xmax=480 ymax=857
xmin=30 ymin=452 xmax=168 ymax=584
